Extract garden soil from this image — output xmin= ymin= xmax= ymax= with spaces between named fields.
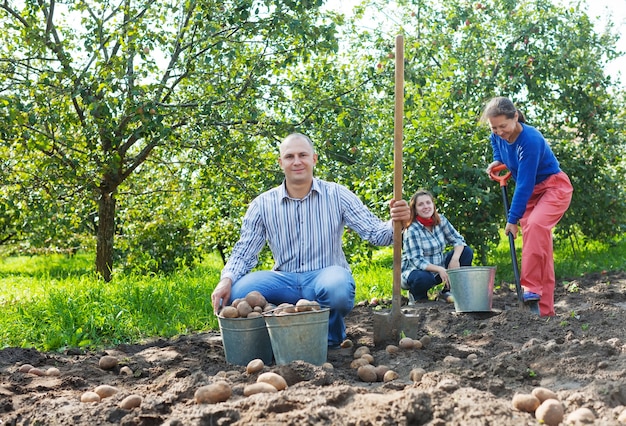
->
xmin=1 ymin=271 xmax=625 ymax=425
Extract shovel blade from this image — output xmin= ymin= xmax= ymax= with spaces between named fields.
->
xmin=373 ymin=306 xmax=423 ymax=346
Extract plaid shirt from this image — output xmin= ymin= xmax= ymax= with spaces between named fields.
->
xmin=221 ymin=178 xmax=394 ymax=283
xmin=401 ymin=214 xmax=466 ymax=285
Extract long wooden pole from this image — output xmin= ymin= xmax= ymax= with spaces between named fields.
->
xmin=392 ymin=34 xmax=404 ymax=311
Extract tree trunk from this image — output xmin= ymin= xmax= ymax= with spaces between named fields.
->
xmin=96 ymin=190 xmax=116 ymax=282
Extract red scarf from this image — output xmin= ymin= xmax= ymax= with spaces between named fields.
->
xmin=416 ymin=215 xmax=434 ymax=227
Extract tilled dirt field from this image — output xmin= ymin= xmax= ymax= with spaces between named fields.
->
xmin=1 ymin=271 xmax=625 ymax=425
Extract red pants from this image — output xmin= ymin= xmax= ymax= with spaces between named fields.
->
xmin=519 ymin=171 xmax=573 ymax=316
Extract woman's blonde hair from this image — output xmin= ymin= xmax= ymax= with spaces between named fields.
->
xmin=408 ymin=189 xmax=441 ymax=228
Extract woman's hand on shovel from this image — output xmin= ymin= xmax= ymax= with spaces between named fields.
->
xmin=505 ymin=222 xmax=519 ymax=239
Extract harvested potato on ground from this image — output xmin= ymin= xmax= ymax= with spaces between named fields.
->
xmin=98 ymin=355 xmax=118 ymax=370
xmin=94 ymin=384 xmax=119 ymax=399
xmin=119 ymin=394 xmax=143 ymax=409
xmin=535 ymin=399 xmax=564 ymax=426
xmin=245 ymin=291 xmax=267 ymax=309
xmin=246 ymin=359 xmax=264 ymax=374
xmin=511 ymin=393 xmax=540 ymax=413
xmin=340 ymin=339 xmax=353 ymax=348
xmin=374 ymin=365 xmax=390 ymax=381
xmin=322 ymin=362 xmax=334 ymax=370
xmin=420 ymin=335 xmax=432 ymax=347
xmin=28 ymin=368 xmax=45 ymax=376
xmin=412 ymin=340 xmax=423 ymax=349
xmin=18 ymin=364 xmax=34 ymax=373
xmin=350 ymin=358 xmax=369 ymax=369
xmin=360 ymin=353 xmax=375 ymax=364
xmin=120 ymin=366 xmax=133 ymax=376
xmin=383 ymin=370 xmax=399 ymax=382
xmin=386 ymin=345 xmax=399 ymax=354
xmin=243 ymin=382 xmax=278 ymax=396
xmin=357 ymin=364 xmax=378 ymax=382
xmin=409 ymin=368 xmax=426 ymax=383
xmin=194 ymin=382 xmax=232 ymax=404
xmin=257 ymin=372 xmax=287 ymax=391
xmin=353 ymin=346 xmax=370 ymax=359
xmin=80 ymin=391 xmax=101 ymax=403
xmin=219 ymin=306 xmax=239 ymax=318
xmin=531 ymin=387 xmax=558 ymax=403
xmin=46 ymin=367 xmax=61 ymax=376
xmin=399 ymin=337 xmax=414 ymax=349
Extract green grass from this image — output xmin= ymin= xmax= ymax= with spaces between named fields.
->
xmin=1 ymin=234 xmax=624 ymax=352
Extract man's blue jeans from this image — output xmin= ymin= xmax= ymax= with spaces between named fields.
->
xmin=230 ymin=266 xmax=355 ymax=347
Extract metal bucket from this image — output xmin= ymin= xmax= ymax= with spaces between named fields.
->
xmin=263 ymin=308 xmax=330 ymax=366
xmin=448 ymin=266 xmax=496 ymax=312
xmin=218 ymin=315 xmax=273 ymax=366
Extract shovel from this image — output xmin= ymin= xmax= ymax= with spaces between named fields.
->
xmin=489 ymin=164 xmax=539 ymax=314
xmin=373 ymin=35 xmax=423 ymax=346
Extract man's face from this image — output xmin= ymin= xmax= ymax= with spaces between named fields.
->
xmin=278 ymin=136 xmax=318 ymax=184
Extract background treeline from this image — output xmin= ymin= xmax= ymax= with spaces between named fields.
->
xmin=1 ymin=0 xmax=624 ymax=280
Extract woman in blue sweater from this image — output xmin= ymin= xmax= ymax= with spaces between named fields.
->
xmin=482 ymin=97 xmax=573 ymax=316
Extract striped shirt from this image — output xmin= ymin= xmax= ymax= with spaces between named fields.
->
xmin=221 ymin=178 xmax=394 ymax=283
xmin=400 ymin=214 xmax=466 ymax=285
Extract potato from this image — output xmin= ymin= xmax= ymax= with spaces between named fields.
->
xmin=245 ymin=291 xmax=267 ymax=309
xmin=274 ymin=303 xmax=296 ymax=315
xmin=565 ymin=407 xmax=595 ymax=424
xmin=374 ymin=365 xmax=390 ymax=381
xmin=360 ymin=353 xmax=375 ymax=364
xmin=511 ymin=393 xmax=540 ymax=413
xmin=386 ymin=345 xmax=399 ymax=354
xmin=230 ymin=298 xmax=243 ymax=307
xmin=263 ymin=303 xmax=277 ymax=312
xmin=535 ymin=399 xmax=564 ymax=426
xmin=353 ymin=346 xmax=370 ymax=359
xmin=295 ymin=299 xmax=314 ymax=312
xmin=321 ymin=362 xmax=334 ymax=370
xmin=340 ymin=339 xmax=353 ymax=348
xmin=399 ymin=337 xmax=414 ymax=349
xmin=383 ymin=370 xmax=399 ymax=382
xmin=412 ymin=339 xmax=423 ymax=349
xmin=120 ymin=366 xmax=133 ymax=376
xmin=409 ymin=368 xmax=426 ymax=383
xmin=94 ymin=384 xmax=119 ymax=399
xmin=531 ymin=387 xmax=558 ymax=403
xmin=80 ymin=391 xmax=101 ymax=403
xmin=246 ymin=359 xmax=264 ymax=374
xmin=99 ymin=355 xmax=118 ymax=370
xmin=243 ymin=382 xmax=278 ymax=396
xmin=420 ymin=335 xmax=432 ymax=347
xmin=194 ymin=381 xmax=232 ymax=404
xmin=28 ymin=368 xmax=46 ymax=376
xmin=19 ymin=364 xmax=34 ymax=373
xmin=257 ymin=372 xmax=287 ymax=391
xmin=350 ymin=358 xmax=369 ymax=369
xmin=357 ymin=364 xmax=378 ymax=382
xmin=247 ymin=311 xmax=262 ymax=318
xmin=220 ymin=306 xmax=239 ymax=318
xmin=119 ymin=394 xmax=143 ymax=409
xmin=236 ymin=300 xmax=253 ymax=318
xmin=46 ymin=367 xmax=61 ymax=376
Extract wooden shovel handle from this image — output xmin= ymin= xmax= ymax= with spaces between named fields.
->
xmin=392 ymin=35 xmax=404 ymax=308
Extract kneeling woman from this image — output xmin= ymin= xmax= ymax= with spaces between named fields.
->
xmin=401 ymin=189 xmax=474 ymax=302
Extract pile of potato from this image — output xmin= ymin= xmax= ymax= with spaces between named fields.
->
xmin=512 ymin=386 xmax=597 ymax=425
xmin=219 ymin=291 xmax=321 ymax=318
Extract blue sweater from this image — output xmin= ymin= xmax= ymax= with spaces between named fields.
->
xmin=491 ymin=123 xmax=561 ymax=223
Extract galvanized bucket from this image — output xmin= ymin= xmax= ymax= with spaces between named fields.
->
xmin=263 ymin=308 xmax=330 ymax=366
xmin=448 ymin=266 xmax=496 ymax=312
xmin=218 ymin=315 xmax=273 ymax=366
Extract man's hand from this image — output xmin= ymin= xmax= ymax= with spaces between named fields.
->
xmin=389 ymin=199 xmax=411 ymax=223
xmin=211 ymin=278 xmax=233 ymax=315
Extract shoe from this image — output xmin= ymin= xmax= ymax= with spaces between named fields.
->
xmin=438 ymin=290 xmax=454 ymax=304
xmin=523 ymin=291 xmax=540 ymax=302
xmin=328 ymin=344 xmax=341 ymax=350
